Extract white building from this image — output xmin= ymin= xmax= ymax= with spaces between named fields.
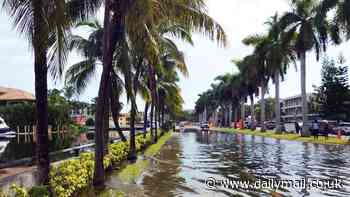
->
xmin=281 ymin=94 xmax=320 ymax=122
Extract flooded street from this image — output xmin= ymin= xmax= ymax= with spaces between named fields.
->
xmin=93 ymin=131 xmax=350 ymax=197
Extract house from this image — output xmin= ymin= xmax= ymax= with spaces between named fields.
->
xmin=0 ymin=86 xmax=35 ymax=105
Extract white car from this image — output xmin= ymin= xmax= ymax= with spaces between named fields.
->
xmin=334 ymin=122 xmax=350 ymax=135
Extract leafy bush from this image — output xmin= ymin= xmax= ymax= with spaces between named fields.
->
xmin=0 ymin=103 xmax=35 ymax=129
xmin=85 ymin=118 xmax=94 ymax=126
xmin=161 ymin=121 xmax=173 ymax=132
xmin=50 ymin=134 xmax=151 ymax=197
xmin=10 ymin=184 xmax=28 ymax=197
xmin=0 ymin=189 xmax=6 ymax=197
xmin=6 ymin=132 xmax=168 ymax=197
xmin=28 ymin=186 xmax=49 ymax=197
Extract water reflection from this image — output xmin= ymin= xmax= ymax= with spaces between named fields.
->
xmin=131 ymin=131 xmax=350 ymax=197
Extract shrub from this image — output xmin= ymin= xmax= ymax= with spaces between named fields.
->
xmin=0 ymin=189 xmax=6 ymax=197
xmin=28 ymin=186 xmax=49 ymax=197
xmin=50 ymin=133 xmax=152 ymax=197
xmin=10 ymin=184 xmax=28 ymax=197
xmin=161 ymin=121 xmax=173 ymax=132
xmin=85 ymin=118 xmax=94 ymax=126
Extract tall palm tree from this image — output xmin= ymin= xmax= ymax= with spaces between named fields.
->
xmin=243 ymin=36 xmax=270 ymax=131
xmin=92 ymin=0 xmax=227 ymax=186
xmin=279 ymin=0 xmax=330 ymax=136
xmin=2 ymin=0 xmax=73 ymax=185
xmin=243 ymin=13 xmax=297 ymax=133
xmin=66 ymin=20 xmax=128 ymax=142
xmin=235 ymin=56 xmax=260 ymax=130
xmin=318 ymin=0 xmax=347 ymax=44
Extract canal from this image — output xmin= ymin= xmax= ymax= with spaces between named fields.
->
xmin=87 ymin=130 xmax=350 ymax=197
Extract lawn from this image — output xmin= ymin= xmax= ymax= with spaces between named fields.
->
xmin=212 ymin=127 xmax=350 ymax=145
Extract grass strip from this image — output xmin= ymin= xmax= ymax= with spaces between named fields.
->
xmin=212 ymin=128 xmax=350 ymax=145
xmin=118 ymin=132 xmax=172 ymax=183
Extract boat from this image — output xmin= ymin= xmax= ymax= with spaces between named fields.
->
xmin=0 ymin=140 xmax=9 ymax=154
xmin=0 ymin=117 xmax=15 ymax=138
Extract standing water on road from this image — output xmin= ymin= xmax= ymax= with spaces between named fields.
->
xmin=93 ymin=131 xmax=350 ymax=197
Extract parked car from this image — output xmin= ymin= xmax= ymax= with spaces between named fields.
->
xmin=264 ymin=121 xmax=276 ymax=130
xmin=333 ymin=122 xmax=350 ymax=135
xmin=200 ymin=122 xmax=210 ymax=131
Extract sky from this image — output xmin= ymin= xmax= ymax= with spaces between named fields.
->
xmin=1 ymin=0 xmax=350 ymax=112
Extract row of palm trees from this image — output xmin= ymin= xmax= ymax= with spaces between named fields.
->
xmin=2 ymin=0 xmax=227 ymax=189
xmin=195 ymin=0 xmax=350 ymax=136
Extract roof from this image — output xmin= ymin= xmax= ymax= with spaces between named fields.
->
xmin=0 ymin=87 xmax=35 ymax=102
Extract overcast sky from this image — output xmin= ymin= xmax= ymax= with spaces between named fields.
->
xmin=1 ymin=0 xmax=350 ymax=112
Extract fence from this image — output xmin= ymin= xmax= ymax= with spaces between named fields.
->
xmin=15 ymin=125 xmax=68 ymax=143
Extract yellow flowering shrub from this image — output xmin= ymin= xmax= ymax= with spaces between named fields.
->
xmin=50 ymin=133 xmax=153 ymax=197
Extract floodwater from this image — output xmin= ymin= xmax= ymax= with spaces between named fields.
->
xmin=88 ymin=131 xmax=350 ymax=197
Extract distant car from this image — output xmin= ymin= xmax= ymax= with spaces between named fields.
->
xmin=334 ymin=122 xmax=350 ymax=135
xmin=264 ymin=121 xmax=276 ymax=130
xmin=200 ymin=122 xmax=210 ymax=131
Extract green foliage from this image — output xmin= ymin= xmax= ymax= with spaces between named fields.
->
xmin=28 ymin=186 xmax=49 ymax=197
xmin=10 ymin=184 xmax=28 ymax=197
xmin=48 ymin=89 xmax=72 ymax=128
xmin=314 ymin=56 xmax=350 ymax=120
xmin=161 ymin=120 xmax=173 ymax=131
xmin=49 ymin=133 xmax=153 ymax=197
xmin=0 ymin=89 xmax=72 ymax=129
xmin=0 ymin=189 xmax=5 ymax=197
xmin=0 ymin=103 xmax=35 ymax=128
xmin=85 ymin=118 xmax=94 ymax=126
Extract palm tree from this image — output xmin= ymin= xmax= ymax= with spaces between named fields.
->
xmin=235 ymin=56 xmax=260 ymax=130
xmin=91 ymin=0 xmax=227 ymax=186
xmin=2 ymin=0 xmax=74 ymax=185
xmin=66 ymin=20 xmax=128 ymax=142
xmin=318 ymin=0 xmax=347 ymax=44
xmin=243 ymin=13 xmax=297 ymax=133
xmin=279 ymin=0 xmax=331 ymax=136
xmin=243 ymin=36 xmax=269 ymax=131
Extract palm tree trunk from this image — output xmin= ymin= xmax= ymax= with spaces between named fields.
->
xmin=143 ymin=102 xmax=149 ymax=138
xmin=250 ymin=95 xmax=256 ymax=130
xmin=241 ymin=100 xmax=246 ymax=127
xmin=275 ymin=71 xmax=282 ymax=134
xmin=33 ymin=1 xmax=50 ymax=183
xmin=110 ymin=89 xmax=127 ymax=142
xmin=300 ymin=52 xmax=310 ymax=136
xmin=150 ymin=101 xmax=154 ymax=142
xmin=33 ymin=10 xmax=50 ymax=185
xmin=228 ymin=104 xmax=232 ymax=127
xmin=128 ymin=102 xmax=137 ymax=160
xmin=154 ymin=105 xmax=158 ymax=142
xmin=103 ymin=92 xmax=110 ymax=156
xmin=94 ymin=0 xmax=122 ymax=187
xmin=234 ymin=107 xmax=238 ymax=128
xmin=261 ymin=84 xmax=266 ymax=132
xmin=161 ymin=106 xmax=165 ymax=128
xmin=153 ymin=76 xmax=158 ymax=143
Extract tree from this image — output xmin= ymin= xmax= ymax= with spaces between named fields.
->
xmin=314 ymin=55 xmax=350 ymax=120
xmin=65 ymin=20 xmax=128 ymax=142
xmin=279 ymin=0 xmax=330 ymax=136
xmin=92 ymin=0 xmax=227 ymax=187
xmin=2 ymin=0 xmax=72 ymax=185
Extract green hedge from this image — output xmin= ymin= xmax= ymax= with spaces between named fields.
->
xmin=50 ymin=133 xmax=152 ymax=197
xmin=6 ymin=133 xmax=161 ymax=197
